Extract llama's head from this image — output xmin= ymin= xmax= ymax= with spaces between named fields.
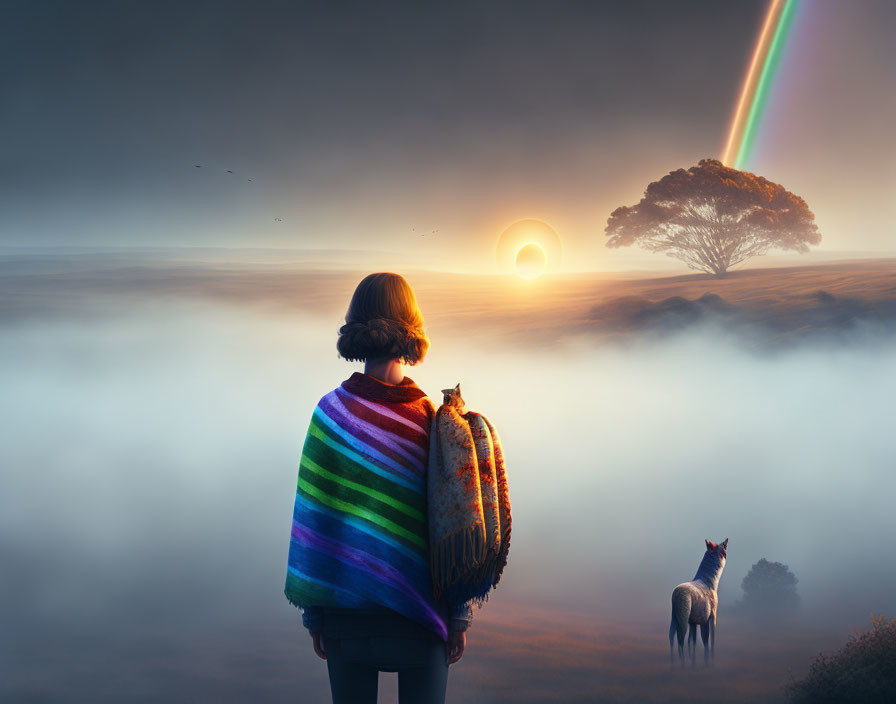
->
xmin=704 ymin=538 xmax=728 ymax=563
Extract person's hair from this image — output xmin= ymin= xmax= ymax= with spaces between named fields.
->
xmin=336 ymin=272 xmax=430 ymax=366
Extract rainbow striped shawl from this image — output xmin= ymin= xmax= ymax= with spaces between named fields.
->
xmin=285 ymin=372 xmax=450 ymax=640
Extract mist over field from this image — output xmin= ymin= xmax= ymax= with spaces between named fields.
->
xmin=2 ymin=253 xmax=895 ymax=702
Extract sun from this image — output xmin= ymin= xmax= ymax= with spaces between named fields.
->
xmin=496 ymin=218 xmax=562 ymax=275
xmin=515 ymin=242 xmax=547 ymax=278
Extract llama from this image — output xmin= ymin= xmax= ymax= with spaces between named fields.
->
xmin=669 ymin=538 xmax=728 ymax=667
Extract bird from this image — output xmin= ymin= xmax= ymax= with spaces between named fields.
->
xmin=247 ymin=179 xmax=252 ymax=182
xmin=194 ymin=164 xmax=202 ymax=168
xmin=226 ymin=170 xmax=233 ymax=173
xmin=274 ymin=217 xmax=282 ymax=222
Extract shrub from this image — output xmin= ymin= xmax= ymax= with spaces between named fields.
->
xmin=786 ymin=614 xmax=896 ymax=704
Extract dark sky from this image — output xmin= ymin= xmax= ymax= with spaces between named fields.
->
xmin=2 ymin=1 xmax=894 ymax=270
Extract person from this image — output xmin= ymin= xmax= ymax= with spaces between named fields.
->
xmin=285 ymin=272 xmax=474 ymax=704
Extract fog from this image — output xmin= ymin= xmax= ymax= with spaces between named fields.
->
xmin=2 ymin=268 xmax=895 ymax=702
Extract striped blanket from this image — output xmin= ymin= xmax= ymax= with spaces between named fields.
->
xmin=285 ymin=371 xmax=450 ymax=640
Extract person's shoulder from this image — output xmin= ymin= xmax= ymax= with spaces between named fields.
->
xmin=419 ymin=393 xmax=437 ymax=416
xmin=314 ymin=381 xmax=347 ymax=408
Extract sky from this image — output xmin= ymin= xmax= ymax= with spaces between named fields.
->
xmin=3 ymin=0 xmax=895 ymax=273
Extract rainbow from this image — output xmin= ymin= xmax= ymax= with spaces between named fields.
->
xmin=722 ymin=0 xmax=800 ymax=170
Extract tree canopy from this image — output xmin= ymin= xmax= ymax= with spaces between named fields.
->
xmin=740 ymin=558 xmax=800 ymax=612
xmin=605 ymin=159 xmax=820 ymax=276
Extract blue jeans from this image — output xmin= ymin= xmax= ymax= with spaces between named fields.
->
xmin=320 ymin=608 xmax=449 ymax=704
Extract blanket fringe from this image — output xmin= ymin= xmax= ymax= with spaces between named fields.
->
xmin=430 ymin=521 xmax=486 ymax=602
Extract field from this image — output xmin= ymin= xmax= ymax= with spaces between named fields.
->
xmin=3 ymin=254 xmax=895 ymax=350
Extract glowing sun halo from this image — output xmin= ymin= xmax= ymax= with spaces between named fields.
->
xmin=515 ymin=242 xmax=547 ymax=278
xmin=496 ymin=218 xmax=562 ymax=276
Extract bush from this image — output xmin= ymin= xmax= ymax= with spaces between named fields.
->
xmin=786 ymin=614 xmax=896 ymax=704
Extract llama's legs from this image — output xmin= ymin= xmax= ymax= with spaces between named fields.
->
xmin=676 ymin=619 xmax=686 ymax=667
xmin=700 ymin=623 xmax=710 ymax=665
xmin=669 ymin=617 xmax=676 ymax=667
xmin=687 ymin=623 xmax=697 ymax=666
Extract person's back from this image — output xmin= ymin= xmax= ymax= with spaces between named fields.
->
xmin=285 ymin=272 xmax=472 ymax=704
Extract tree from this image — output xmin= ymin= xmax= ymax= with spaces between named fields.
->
xmin=740 ymin=558 xmax=800 ymax=614
xmin=605 ymin=159 xmax=820 ymax=277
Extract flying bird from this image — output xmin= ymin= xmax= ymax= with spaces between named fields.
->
xmin=274 ymin=217 xmax=282 ymax=222
xmin=194 ymin=164 xmax=201 ymax=168
xmin=225 ymin=170 xmax=233 ymax=173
